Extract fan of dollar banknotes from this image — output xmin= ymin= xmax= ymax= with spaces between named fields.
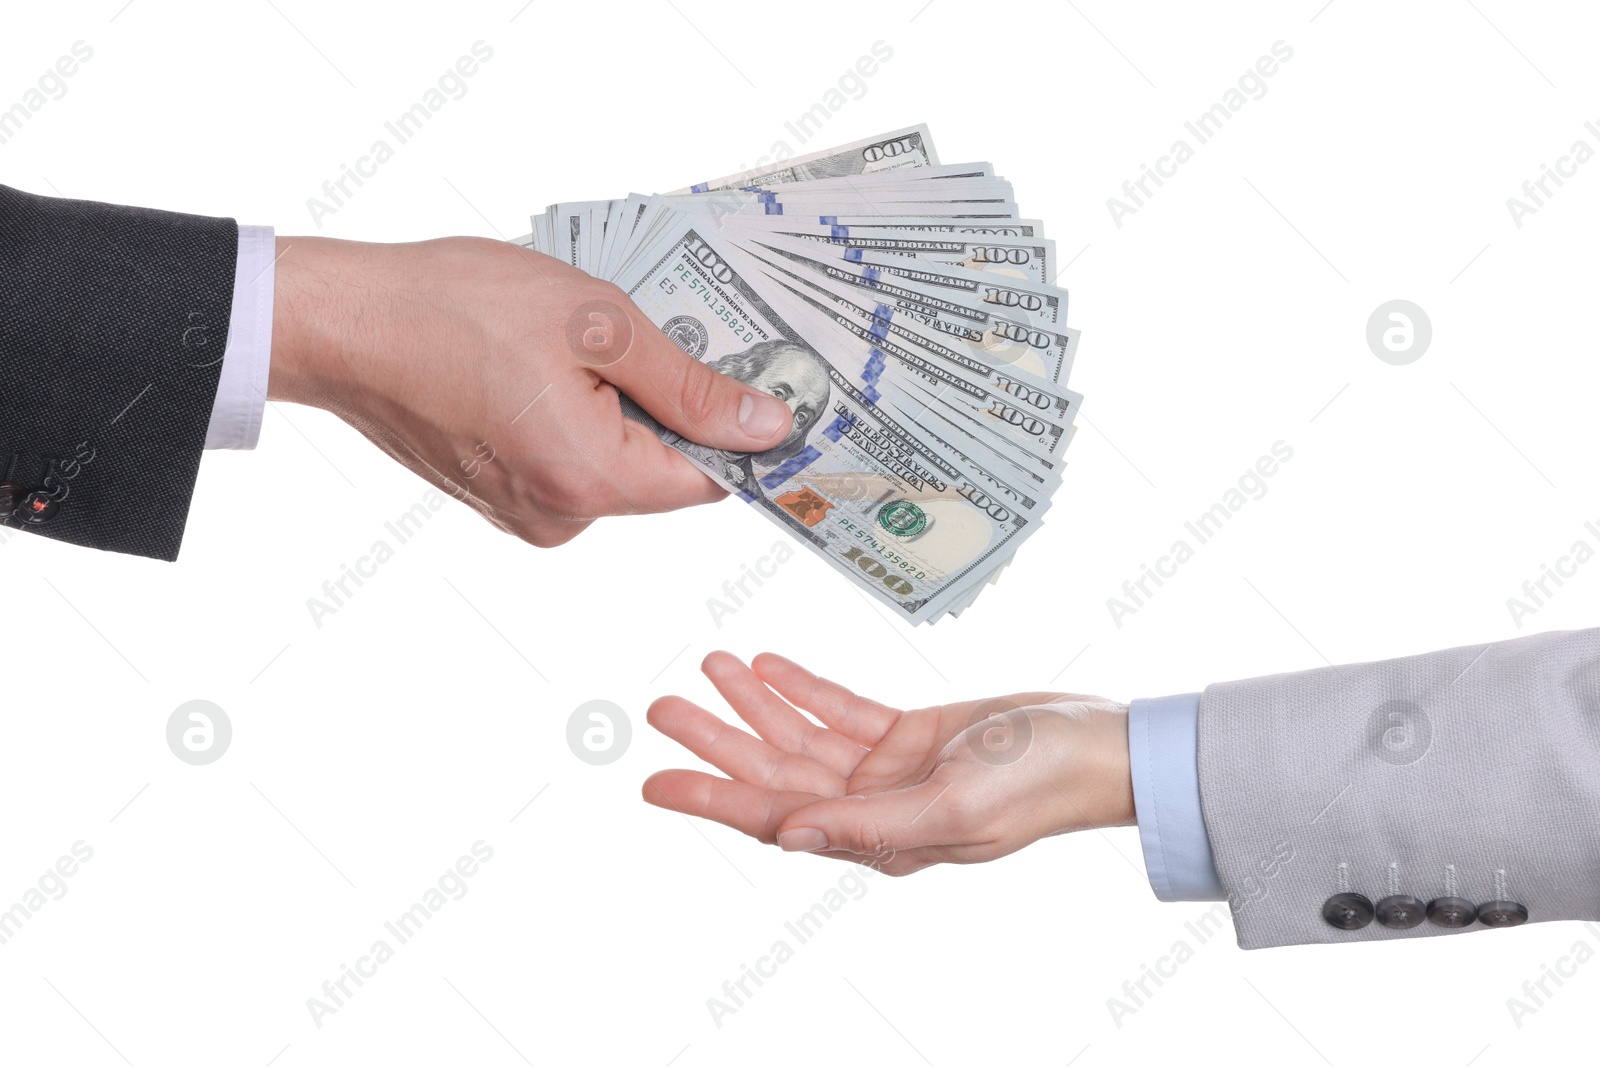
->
xmin=514 ymin=124 xmax=1079 ymax=624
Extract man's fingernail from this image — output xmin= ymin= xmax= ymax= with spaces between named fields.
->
xmin=777 ymin=828 xmax=828 ymax=852
xmin=739 ymin=392 xmax=790 ymax=438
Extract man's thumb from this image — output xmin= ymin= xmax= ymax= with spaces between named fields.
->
xmin=593 ymin=308 xmax=793 ymax=452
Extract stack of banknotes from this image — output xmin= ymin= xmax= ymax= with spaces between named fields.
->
xmin=514 ymin=124 xmax=1079 ymax=624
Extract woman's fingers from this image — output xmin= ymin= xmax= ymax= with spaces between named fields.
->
xmin=701 ymin=651 xmax=868 ymax=778
xmin=646 ymin=695 xmax=844 ymax=796
xmin=750 ymin=652 xmax=902 ymax=746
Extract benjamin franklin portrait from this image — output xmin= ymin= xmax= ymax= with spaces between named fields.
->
xmin=709 ymin=339 xmax=831 ymax=498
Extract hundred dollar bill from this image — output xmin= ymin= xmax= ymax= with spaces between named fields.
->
xmin=733 ymin=247 xmax=1080 ymax=461
xmin=789 ymin=215 xmax=1046 ymax=238
xmin=554 ymin=201 xmax=621 ymax=271
xmin=680 ymin=177 xmax=1015 ymax=211
xmin=745 ymin=232 xmax=1066 ymax=322
xmin=755 ymin=227 xmax=1056 ymax=286
xmin=750 ymin=213 xmax=1042 ymax=233
xmin=734 ymin=232 xmax=1075 ymax=381
xmin=518 ymin=123 xmax=1084 ymax=622
xmin=668 ymin=124 xmax=939 ymax=194
xmin=613 ymin=218 xmax=1042 ymax=622
xmin=729 ymin=162 xmax=995 ymax=191
xmin=602 ymin=190 xmax=1026 ymax=290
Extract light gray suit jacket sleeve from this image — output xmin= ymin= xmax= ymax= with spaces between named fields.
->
xmin=1197 ymin=626 xmax=1600 ymax=949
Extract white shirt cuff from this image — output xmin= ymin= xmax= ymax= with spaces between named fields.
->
xmin=204 ymin=224 xmax=275 ymax=449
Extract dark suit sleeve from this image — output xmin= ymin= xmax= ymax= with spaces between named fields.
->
xmin=0 ymin=184 xmax=240 ymax=560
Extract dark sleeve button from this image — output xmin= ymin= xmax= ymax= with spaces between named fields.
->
xmin=20 ymin=492 xmax=59 ymax=524
xmin=1322 ymin=892 xmax=1374 ymax=930
xmin=1376 ymin=894 xmax=1427 ymax=929
xmin=1478 ymin=901 xmax=1529 ymax=928
xmin=1426 ymin=896 xmax=1478 ymax=928
xmin=0 ymin=482 xmax=24 ymax=520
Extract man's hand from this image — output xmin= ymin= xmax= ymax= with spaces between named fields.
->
xmin=267 ymin=236 xmax=795 ymax=547
xmin=643 ymin=651 xmax=1134 ymax=875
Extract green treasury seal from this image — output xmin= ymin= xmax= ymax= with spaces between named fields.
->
xmin=877 ymin=499 xmax=927 ymax=538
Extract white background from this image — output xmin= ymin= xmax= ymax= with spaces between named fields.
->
xmin=4 ymin=0 xmax=1599 ymax=1063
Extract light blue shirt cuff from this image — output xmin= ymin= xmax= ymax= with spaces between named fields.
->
xmin=1128 ymin=692 xmax=1225 ymax=901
